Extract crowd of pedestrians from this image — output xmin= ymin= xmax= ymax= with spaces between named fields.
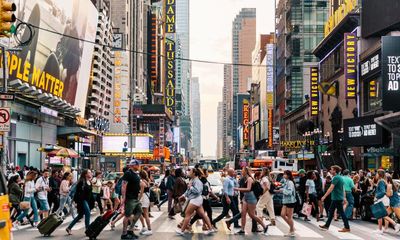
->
xmin=5 ymin=162 xmax=400 ymax=239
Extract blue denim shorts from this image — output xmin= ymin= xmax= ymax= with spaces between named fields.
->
xmin=244 ymin=192 xmax=258 ymax=205
xmin=38 ymin=199 xmax=50 ymax=211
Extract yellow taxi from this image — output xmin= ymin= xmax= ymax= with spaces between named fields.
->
xmin=0 ymin=171 xmax=11 ymax=240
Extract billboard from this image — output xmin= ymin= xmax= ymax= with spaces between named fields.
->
xmin=268 ymin=109 xmax=273 ymax=148
xmin=6 ymin=0 xmax=98 ymax=115
xmin=242 ymin=99 xmax=250 ymax=148
xmin=344 ymin=33 xmax=357 ymax=99
xmin=102 ymin=135 xmax=154 ymax=153
xmin=310 ymin=67 xmax=319 ymax=116
xmin=382 ymin=36 xmax=400 ymax=111
xmin=165 ymin=0 xmax=175 ymax=33
xmin=362 ymin=0 xmax=400 ymax=38
xmin=113 ymin=51 xmax=130 ymax=124
xmin=343 ymin=115 xmax=385 ymax=147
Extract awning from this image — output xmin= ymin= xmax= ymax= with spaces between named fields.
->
xmin=375 ymin=112 xmax=400 ymax=136
xmin=57 ymin=127 xmax=99 ymax=136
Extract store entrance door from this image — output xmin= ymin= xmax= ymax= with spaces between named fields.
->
xmin=17 ymin=153 xmax=27 ymax=167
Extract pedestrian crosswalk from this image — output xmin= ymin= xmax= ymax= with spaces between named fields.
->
xmin=12 ymin=209 xmax=400 ymax=239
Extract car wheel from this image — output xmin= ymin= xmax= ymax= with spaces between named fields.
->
xmin=360 ymin=205 xmax=370 ymax=221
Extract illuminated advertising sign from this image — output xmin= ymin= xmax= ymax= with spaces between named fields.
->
xmin=266 ymin=44 xmax=274 ymax=109
xmin=242 ymin=99 xmax=250 ymax=147
xmin=113 ymin=51 xmax=129 ymax=124
xmin=344 ymin=33 xmax=357 ymax=99
xmin=165 ymin=0 xmax=175 ymax=33
xmin=150 ymin=14 xmax=159 ymax=94
xmin=8 ymin=0 xmax=98 ymax=116
xmin=165 ymin=39 xmax=176 ymax=114
xmin=343 ymin=115 xmax=384 ymax=147
xmin=268 ymin=109 xmax=273 ymax=148
xmin=102 ymin=135 xmax=154 ymax=153
xmin=324 ymin=0 xmax=357 ymax=37
xmin=382 ymin=36 xmax=400 ymax=111
xmin=310 ymin=67 xmax=319 ymax=116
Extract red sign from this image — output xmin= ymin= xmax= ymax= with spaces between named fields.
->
xmin=242 ymin=99 xmax=250 ymax=147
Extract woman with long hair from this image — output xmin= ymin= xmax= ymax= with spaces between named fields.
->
xmin=55 ymin=172 xmax=72 ymax=217
xmin=352 ymin=174 xmax=362 ymax=220
xmin=91 ymin=171 xmax=104 ymax=214
xmin=256 ymin=167 xmax=275 ymax=225
xmin=314 ymin=171 xmax=324 ymax=219
xmin=16 ymin=171 xmax=39 ymax=227
xmin=138 ymin=170 xmax=153 ymax=235
xmin=373 ymin=169 xmax=390 ymax=234
xmin=384 ymin=175 xmax=400 ymax=233
xmin=176 ymin=168 xmax=214 ymax=236
xmin=275 ymin=170 xmax=297 ymax=237
xmin=66 ymin=169 xmax=94 ymax=235
xmin=305 ymin=171 xmax=319 ymax=221
xmin=8 ymin=175 xmax=23 ymax=223
xmin=230 ymin=167 xmax=268 ymax=235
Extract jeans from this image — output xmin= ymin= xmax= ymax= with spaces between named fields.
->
xmin=68 ymin=200 xmax=91 ymax=230
xmin=17 ymin=196 xmax=39 ymax=223
xmin=93 ymin=193 xmax=103 ymax=213
xmin=55 ymin=195 xmax=69 ymax=215
xmin=325 ymin=200 xmax=350 ymax=229
xmin=213 ymin=196 xmax=240 ymax=227
xmin=344 ymin=192 xmax=354 ymax=219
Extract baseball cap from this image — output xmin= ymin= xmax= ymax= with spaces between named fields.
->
xmin=127 ymin=159 xmax=141 ymax=166
xmin=298 ymin=169 xmax=306 ymax=174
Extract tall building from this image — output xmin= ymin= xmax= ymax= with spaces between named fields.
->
xmin=217 ymin=102 xmax=224 ymax=159
xmin=86 ymin=0 xmax=114 ymax=123
xmin=222 ymin=65 xmax=233 ymax=158
xmin=232 ymin=8 xmax=256 ymax=151
xmin=191 ymin=77 xmax=201 ymax=160
xmin=275 ymin=0 xmax=328 ymax=140
xmin=176 ymin=0 xmax=192 ymax=158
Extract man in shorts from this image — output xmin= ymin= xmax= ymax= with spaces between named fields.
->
xmin=121 ymin=159 xmax=142 ymax=239
xmin=35 ymin=169 xmax=51 ymax=219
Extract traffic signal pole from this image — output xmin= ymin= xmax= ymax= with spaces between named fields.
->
xmin=1 ymin=46 xmax=8 ymax=174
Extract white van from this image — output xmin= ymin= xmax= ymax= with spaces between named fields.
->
xmin=271 ymin=157 xmax=298 ymax=171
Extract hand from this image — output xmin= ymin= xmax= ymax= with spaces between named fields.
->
xmin=234 ymin=187 xmax=239 ymax=191
xmin=226 ymin=198 xmax=231 ymax=205
xmin=343 ymin=199 xmax=347 ymax=205
xmin=179 ymin=196 xmax=185 ymax=201
xmin=321 ymin=196 xmax=326 ymax=202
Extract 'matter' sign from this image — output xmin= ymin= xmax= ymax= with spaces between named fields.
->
xmin=382 ymin=36 xmax=400 ymax=111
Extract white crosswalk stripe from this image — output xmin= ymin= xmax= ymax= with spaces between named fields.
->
xmin=308 ymin=218 xmax=362 ymax=240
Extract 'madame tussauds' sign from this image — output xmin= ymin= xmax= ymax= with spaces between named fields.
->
xmin=382 ymin=36 xmax=400 ymax=111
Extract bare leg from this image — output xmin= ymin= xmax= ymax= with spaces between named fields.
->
xmin=241 ymin=202 xmax=248 ymax=231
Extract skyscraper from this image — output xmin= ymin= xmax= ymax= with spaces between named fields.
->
xmin=232 ymin=8 xmax=256 ymax=151
xmin=191 ymin=77 xmax=201 ymax=160
xmin=217 ymin=102 xmax=224 ymax=159
xmin=222 ymin=65 xmax=233 ymax=158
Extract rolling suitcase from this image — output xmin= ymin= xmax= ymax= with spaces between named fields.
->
xmin=85 ymin=210 xmax=118 ymax=240
xmin=37 ymin=213 xmax=64 ymax=236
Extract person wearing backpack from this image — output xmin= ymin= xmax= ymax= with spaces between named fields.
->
xmin=228 ymin=167 xmax=268 ymax=235
xmin=256 ymin=168 xmax=276 ymax=226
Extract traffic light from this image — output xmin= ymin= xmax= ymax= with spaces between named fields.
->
xmin=0 ymin=1 xmax=16 ymax=36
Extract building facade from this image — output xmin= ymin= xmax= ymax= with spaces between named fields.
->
xmin=232 ymin=8 xmax=256 ymax=151
xmin=191 ymin=77 xmax=201 ymax=160
xmin=217 ymin=102 xmax=224 ymax=159
xmin=222 ymin=64 xmax=233 ymax=158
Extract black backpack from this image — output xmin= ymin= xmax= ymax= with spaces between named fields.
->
xmin=202 ymin=181 xmax=210 ymax=196
xmin=252 ymin=180 xmax=264 ymax=199
xmin=268 ymin=179 xmax=276 ymax=194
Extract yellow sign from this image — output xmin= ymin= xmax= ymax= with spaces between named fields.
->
xmin=165 ymin=0 xmax=175 ymax=33
xmin=165 ymin=40 xmax=175 ymax=114
xmin=267 ymin=92 xmax=273 ymax=108
xmin=281 ymin=140 xmax=315 ymax=149
xmin=381 ymin=155 xmax=391 ymax=169
xmin=324 ymin=0 xmax=357 ymax=37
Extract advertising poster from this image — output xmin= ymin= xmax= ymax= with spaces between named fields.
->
xmin=344 ymin=32 xmax=357 ymax=99
xmin=343 ymin=115 xmax=384 ymax=147
xmin=310 ymin=67 xmax=319 ymax=116
xmin=382 ymin=36 xmax=400 ymax=111
xmin=113 ymin=51 xmax=130 ymax=125
xmin=165 ymin=39 xmax=175 ymax=114
xmin=7 ymin=0 xmax=98 ymax=116
xmin=268 ymin=109 xmax=273 ymax=148
xmin=242 ymin=99 xmax=250 ymax=148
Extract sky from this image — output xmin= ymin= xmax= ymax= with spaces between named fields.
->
xmin=190 ymin=0 xmax=275 ymax=157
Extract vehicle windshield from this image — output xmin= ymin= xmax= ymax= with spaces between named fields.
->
xmin=208 ymin=177 xmax=221 ymax=186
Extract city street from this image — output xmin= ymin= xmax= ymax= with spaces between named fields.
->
xmin=12 ymin=206 xmax=400 ymax=240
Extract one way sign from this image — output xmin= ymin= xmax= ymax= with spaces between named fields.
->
xmin=0 ymin=107 xmax=11 ymax=132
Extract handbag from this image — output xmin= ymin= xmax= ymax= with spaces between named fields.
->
xmin=19 ymin=201 xmax=31 ymax=210
xmin=370 ymin=201 xmax=388 ymax=219
xmin=180 ymin=200 xmax=190 ymax=218
xmin=301 ymin=203 xmax=312 ymax=217
xmin=376 ymin=195 xmax=390 ymax=207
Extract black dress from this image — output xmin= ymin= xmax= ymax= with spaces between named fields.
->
xmin=353 ymin=183 xmax=361 ymax=209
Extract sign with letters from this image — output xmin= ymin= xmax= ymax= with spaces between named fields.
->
xmin=382 ymin=36 xmax=400 ymax=111
xmin=310 ymin=67 xmax=319 ymax=116
xmin=165 ymin=0 xmax=176 ymax=33
xmin=344 ymin=32 xmax=357 ymax=99
xmin=165 ymin=39 xmax=176 ymax=115
xmin=343 ymin=115 xmax=384 ymax=147
xmin=242 ymin=99 xmax=250 ymax=147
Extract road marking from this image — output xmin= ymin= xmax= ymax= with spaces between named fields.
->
xmin=337 ymin=220 xmax=400 ymax=240
xmin=276 ymin=217 xmax=324 ymax=238
xmin=309 ymin=218 xmax=362 ymax=240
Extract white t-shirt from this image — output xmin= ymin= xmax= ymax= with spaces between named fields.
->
xmin=35 ymin=176 xmax=49 ymax=200
xmin=306 ymin=179 xmax=316 ymax=194
xmin=261 ymin=176 xmax=271 ymax=195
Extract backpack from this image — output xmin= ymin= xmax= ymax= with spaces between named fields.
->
xmin=202 ymin=181 xmax=210 ymax=196
xmin=115 ymin=178 xmax=123 ymax=195
xmin=252 ymin=180 xmax=264 ymax=199
xmin=159 ymin=177 xmax=166 ymax=191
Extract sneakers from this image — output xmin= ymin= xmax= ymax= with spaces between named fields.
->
xmin=121 ymin=233 xmax=138 ymax=239
xmin=139 ymin=228 xmax=147 ymax=234
xmin=319 ymin=225 xmax=329 ymax=231
xmin=142 ymin=230 xmax=153 ymax=236
xmin=284 ymin=232 xmax=296 ymax=237
xmin=235 ymin=230 xmax=246 ymax=235
xmin=395 ymin=224 xmax=400 ymax=233
xmin=203 ymin=229 xmax=213 ymax=235
xmin=372 ymin=229 xmax=384 ymax=235
xmin=175 ymin=229 xmax=185 ymax=236
xmin=338 ymin=228 xmax=350 ymax=233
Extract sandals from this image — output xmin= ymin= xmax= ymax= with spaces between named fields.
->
xmin=110 ymin=223 xmax=115 ymax=231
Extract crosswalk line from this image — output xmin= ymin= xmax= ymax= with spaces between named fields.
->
xmin=308 ymin=218 xmax=362 ymax=240
xmin=275 ymin=217 xmax=323 ymax=238
xmin=337 ymin=220 xmax=400 ymax=240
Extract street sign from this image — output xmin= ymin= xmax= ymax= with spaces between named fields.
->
xmin=0 ymin=107 xmax=10 ymax=132
xmin=0 ymin=93 xmax=14 ymax=101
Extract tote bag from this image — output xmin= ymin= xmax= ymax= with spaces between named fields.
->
xmin=370 ymin=201 xmax=388 ymax=219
